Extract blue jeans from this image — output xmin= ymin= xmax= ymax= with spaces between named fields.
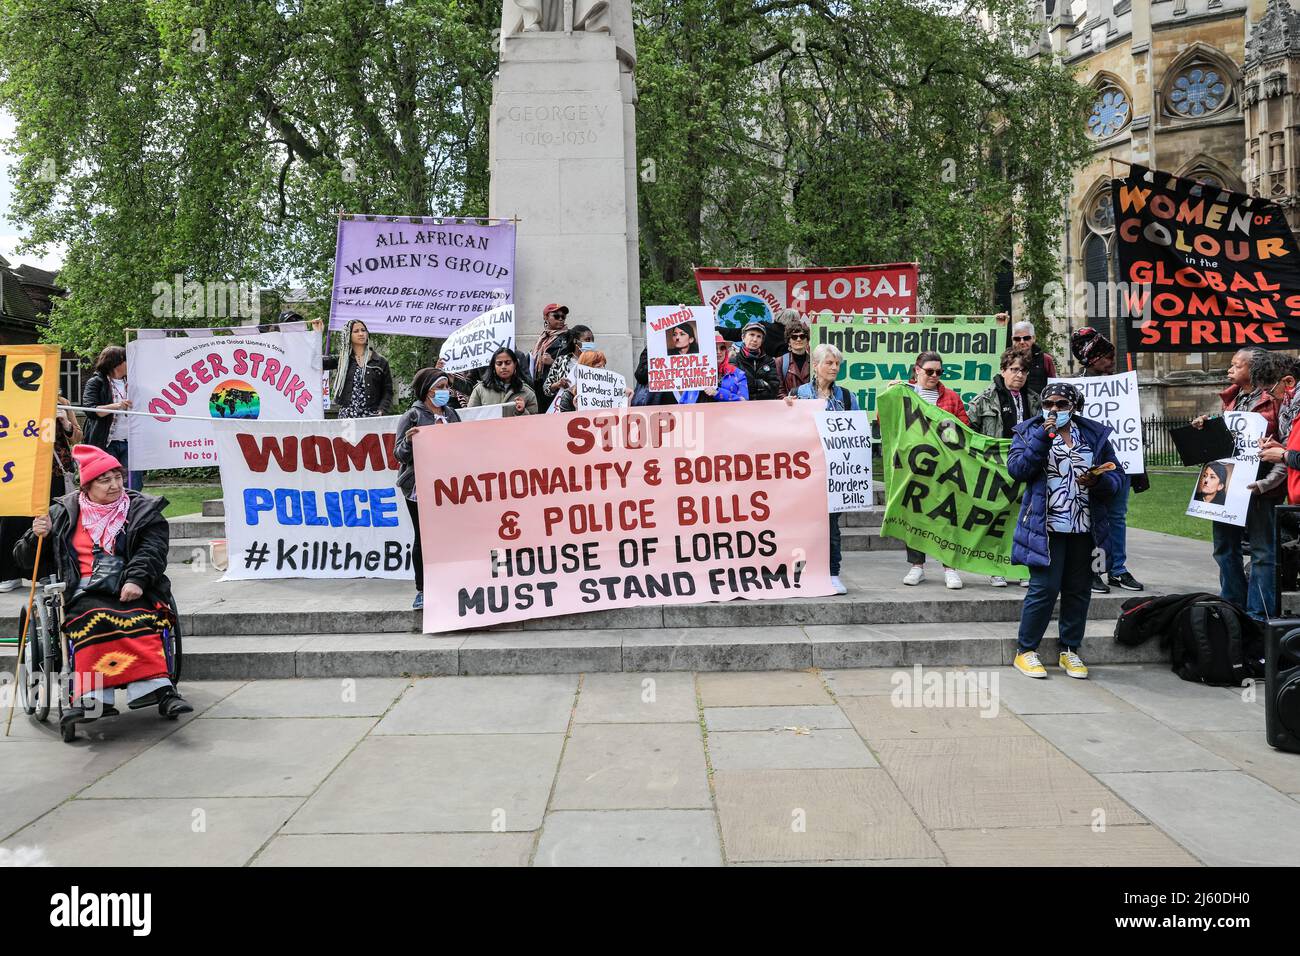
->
xmin=1016 ymin=532 xmax=1094 ymax=652
xmin=1107 ymin=479 xmax=1129 ymax=575
xmin=106 ymin=440 xmax=144 ymax=492
xmin=1212 ymin=495 xmax=1277 ymax=622
xmin=829 ymin=514 xmax=841 ymax=576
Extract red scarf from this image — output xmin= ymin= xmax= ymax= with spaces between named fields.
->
xmin=79 ymin=492 xmax=131 ymax=553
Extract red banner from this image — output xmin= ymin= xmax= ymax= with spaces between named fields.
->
xmin=413 ymin=402 xmax=834 ymax=632
xmin=695 ymin=263 xmax=918 ymax=328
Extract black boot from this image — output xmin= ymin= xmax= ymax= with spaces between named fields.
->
xmin=157 ymin=689 xmax=194 ymax=719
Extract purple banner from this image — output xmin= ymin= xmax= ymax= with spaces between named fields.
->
xmin=330 ymin=216 xmax=515 ymax=338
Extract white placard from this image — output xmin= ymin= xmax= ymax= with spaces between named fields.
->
xmin=456 ymin=404 xmax=506 ymax=422
xmin=814 ymin=410 xmax=873 ymax=512
xmin=573 ymin=365 xmax=628 ymax=410
xmin=439 ymin=304 xmax=514 ymax=374
xmin=645 ymin=305 xmax=717 ymax=392
xmin=1045 ymin=370 xmax=1144 ymax=474
xmin=213 ymin=417 xmax=415 ymax=580
xmin=128 ymin=326 xmax=323 ymax=469
xmin=1185 ymin=411 xmax=1266 ymax=528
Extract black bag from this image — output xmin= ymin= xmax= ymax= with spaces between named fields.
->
xmin=84 ymin=544 xmax=125 ymax=596
xmin=1168 ymin=599 xmax=1264 ymax=686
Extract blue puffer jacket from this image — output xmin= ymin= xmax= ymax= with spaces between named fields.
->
xmin=1008 ymin=414 xmax=1122 ymax=569
xmin=679 ymin=367 xmax=749 ymax=404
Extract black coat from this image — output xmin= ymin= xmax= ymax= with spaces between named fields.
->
xmin=732 ymin=347 xmax=781 ymax=401
xmin=12 ymin=490 xmax=175 ymax=609
xmin=80 ymin=372 xmax=115 ymax=449
xmin=325 ymin=352 xmax=394 ymax=415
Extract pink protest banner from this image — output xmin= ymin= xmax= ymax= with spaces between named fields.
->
xmin=412 ymin=402 xmax=834 ymax=632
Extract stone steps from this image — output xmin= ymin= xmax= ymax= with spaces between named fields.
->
xmin=0 ymin=620 xmax=1161 ymax=680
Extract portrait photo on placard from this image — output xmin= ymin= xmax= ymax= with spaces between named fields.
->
xmin=1193 ymin=461 xmax=1232 ymax=507
xmin=664 ymin=320 xmax=700 ymax=355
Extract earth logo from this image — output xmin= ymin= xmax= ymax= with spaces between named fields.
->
xmin=716 ymin=293 xmax=773 ymax=329
xmin=209 ymin=380 xmax=261 ymax=419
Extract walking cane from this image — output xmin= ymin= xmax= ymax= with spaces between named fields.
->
xmin=5 ymin=532 xmax=44 ymax=737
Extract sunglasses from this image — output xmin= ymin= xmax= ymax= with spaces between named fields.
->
xmin=1012 ymin=335 xmax=1033 ymax=342
xmin=1041 ymin=400 xmax=1072 ymax=411
xmin=789 ymin=332 xmax=808 ymax=340
xmin=919 ymin=366 xmax=943 ymax=376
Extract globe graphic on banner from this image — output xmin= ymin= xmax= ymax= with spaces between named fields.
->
xmin=716 ymin=294 xmax=773 ymax=329
xmin=209 ymin=380 xmax=261 ymax=419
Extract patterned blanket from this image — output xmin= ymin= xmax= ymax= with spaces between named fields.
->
xmin=63 ymin=594 xmax=174 ymax=695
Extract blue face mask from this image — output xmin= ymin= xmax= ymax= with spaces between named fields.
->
xmin=580 ymin=341 xmax=597 ymax=351
xmin=1054 ymin=409 xmax=1072 ymax=428
xmin=431 ymin=389 xmax=451 ymax=407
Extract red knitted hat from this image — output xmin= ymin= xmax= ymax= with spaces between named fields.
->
xmin=72 ymin=444 xmax=124 ymax=485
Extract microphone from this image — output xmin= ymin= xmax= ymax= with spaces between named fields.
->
xmin=1045 ymin=410 xmax=1058 ymax=438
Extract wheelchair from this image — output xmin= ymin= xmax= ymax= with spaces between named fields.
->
xmin=16 ymin=574 xmax=183 ymax=742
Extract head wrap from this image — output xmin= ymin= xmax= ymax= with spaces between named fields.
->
xmin=1070 ymin=326 xmax=1115 ymax=366
xmin=1040 ymin=381 xmax=1083 ymax=407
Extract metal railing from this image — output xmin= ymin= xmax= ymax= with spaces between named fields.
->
xmin=1141 ymin=416 xmax=1194 ymax=468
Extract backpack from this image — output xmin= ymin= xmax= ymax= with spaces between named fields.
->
xmin=1169 ymin=599 xmax=1264 ymax=686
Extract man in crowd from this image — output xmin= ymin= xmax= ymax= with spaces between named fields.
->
xmin=1008 ymin=318 xmax=1058 ymax=394
xmin=1070 ymin=327 xmax=1144 ymax=594
xmin=530 ymin=303 xmax=570 ymax=409
xmin=1193 ymin=347 xmax=1282 ymax=623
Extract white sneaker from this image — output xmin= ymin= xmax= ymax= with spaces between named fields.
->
xmin=944 ymin=569 xmax=963 ymax=590
xmin=830 ymin=575 xmax=847 ymax=595
xmin=903 ymin=566 xmax=925 ymax=586
xmin=990 ymin=575 xmax=1008 ymax=588
xmin=1019 ymin=579 xmax=1029 ymax=588
xmin=0 ymin=579 xmax=19 ymax=592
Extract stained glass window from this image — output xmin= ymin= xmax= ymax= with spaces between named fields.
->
xmin=1088 ymin=87 xmax=1131 ymax=139
xmin=1169 ymin=67 xmax=1228 ymax=118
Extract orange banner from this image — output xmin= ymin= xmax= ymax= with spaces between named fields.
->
xmin=412 ymin=401 xmax=834 ymax=632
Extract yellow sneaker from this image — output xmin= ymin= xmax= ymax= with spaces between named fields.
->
xmin=1059 ymin=649 xmax=1089 ymax=679
xmin=1013 ymin=650 xmax=1047 ymax=678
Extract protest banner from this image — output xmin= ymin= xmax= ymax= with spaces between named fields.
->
xmin=1045 ymin=370 xmax=1144 ymax=473
xmin=878 ymin=385 xmax=1026 ymax=578
xmin=813 ymin=410 xmax=873 ymax=512
xmin=573 ymin=364 xmax=628 ymax=410
xmin=1113 ymin=165 xmax=1300 ymax=350
xmin=439 ymin=304 xmax=514 ymax=373
xmin=0 ymin=345 xmax=58 ymax=516
xmin=645 ymin=305 xmax=718 ymax=392
xmin=1185 ymin=411 xmax=1266 ymax=527
xmin=127 ymin=326 xmax=324 ymax=470
xmin=457 ymin=404 xmax=505 ymax=422
xmin=412 ymin=401 xmax=834 ymax=632
xmin=212 ymin=417 xmax=415 ymax=580
xmin=696 ymin=263 xmax=918 ymax=327
xmin=330 ymin=216 xmax=515 ymax=337
xmin=814 ymin=316 xmax=1002 ymax=414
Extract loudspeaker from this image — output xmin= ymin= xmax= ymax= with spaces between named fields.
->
xmin=1265 ymin=618 xmax=1300 ymax=754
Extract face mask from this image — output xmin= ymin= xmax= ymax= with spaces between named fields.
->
xmin=431 ymin=389 xmax=451 ymax=407
xmin=1053 ymin=410 xmax=1072 ymax=428
xmin=580 ymin=341 xmax=597 ymax=352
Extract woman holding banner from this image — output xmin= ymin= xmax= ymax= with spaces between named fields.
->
xmin=469 ymin=347 xmax=539 ymax=417
xmin=902 ymin=351 xmax=969 ymax=590
xmin=1007 ymin=382 xmax=1122 ymax=679
xmin=317 ymin=319 xmax=394 ymax=418
xmin=541 ymin=325 xmax=594 ymax=409
xmin=786 ymin=342 xmax=856 ymax=595
xmin=14 ymin=445 xmax=191 ymax=732
xmin=680 ymin=334 xmax=749 ymax=405
xmin=82 ymin=345 xmax=143 ymax=492
xmin=395 ymin=369 xmax=462 ymax=611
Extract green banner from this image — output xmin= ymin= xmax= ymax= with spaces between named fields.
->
xmin=878 ymin=385 xmax=1026 ymax=578
xmin=812 ymin=316 xmax=1004 ymax=414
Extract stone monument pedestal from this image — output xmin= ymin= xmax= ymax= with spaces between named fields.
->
xmin=489 ymin=32 xmax=641 ymax=380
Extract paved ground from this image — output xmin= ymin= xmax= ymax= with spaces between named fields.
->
xmin=3 ymin=664 xmax=1297 ymax=866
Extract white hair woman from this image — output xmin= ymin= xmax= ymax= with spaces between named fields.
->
xmin=784 ymin=343 xmax=857 ymax=595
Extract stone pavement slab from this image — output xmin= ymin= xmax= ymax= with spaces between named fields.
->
xmin=82 ymin=717 xmax=375 ymax=799
xmin=712 ymin=768 xmax=940 ymax=863
xmin=987 ymin=671 xmax=1133 ymax=715
xmin=933 ymin=825 xmax=1200 ymax=867
xmin=1186 ymin=731 xmax=1300 ymax=793
xmin=703 ymin=705 xmax=850 ymax=731
xmin=574 ymin=672 xmax=698 ymax=723
xmin=1093 ymin=665 xmax=1264 ymax=732
xmin=551 ymin=723 xmax=710 ymax=810
xmin=1025 ymin=712 xmax=1237 ymax=773
xmin=252 ymin=832 xmax=535 ymax=867
xmin=876 ymin=736 xmax=1145 ymax=830
xmin=1098 ymin=769 xmax=1300 ymax=867
xmin=373 ymin=674 xmax=577 ymax=735
xmin=1 ymin=798 xmax=301 ymax=866
xmin=534 ymin=810 xmax=721 ymax=866
xmin=707 ymin=729 xmax=878 ymax=771
xmin=696 ymin=671 xmax=831 ymax=707
xmin=284 ymin=734 xmax=564 ymax=833
xmin=820 ymin=668 xmax=901 ymax=697
xmin=201 ymin=678 xmax=410 ymax=718
xmin=841 ymin=695 xmax=1034 ymax=741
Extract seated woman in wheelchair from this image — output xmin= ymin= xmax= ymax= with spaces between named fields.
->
xmin=13 ymin=445 xmax=191 ymax=730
